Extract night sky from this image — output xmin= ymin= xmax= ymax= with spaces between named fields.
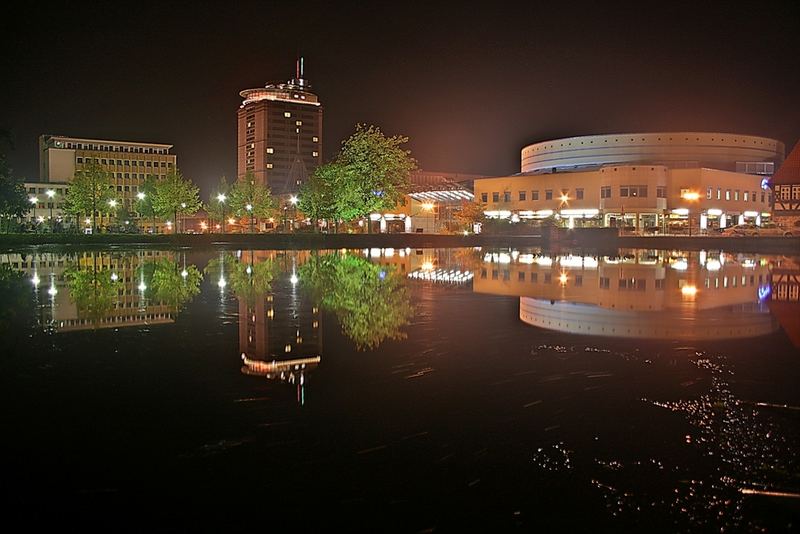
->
xmin=3 ymin=1 xmax=799 ymax=194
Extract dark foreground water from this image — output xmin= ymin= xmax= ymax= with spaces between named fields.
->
xmin=1 ymin=247 xmax=798 ymax=532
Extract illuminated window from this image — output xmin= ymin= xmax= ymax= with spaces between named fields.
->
xmin=312 ymin=151 xmax=319 ymax=157
xmin=717 ymin=188 xmax=721 ymax=200
xmin=266 ymin=147 xmax=274 ymax=154
xmin=296 ymin=120 xmax=302 ymax=126
xmin=266 ymin=163 xmax=273 ymax=169
xmin=284 ymin=112 xmax=291 ymax=118
xmin=706 ymin=186 xmax=712 ymax=199
xmin=312 ymin=136 xmax=319 ymax=142
xmin=734 ymin=190 xmax=739 ymax=201
xmin=743 ymin=191 xmax=748 ymax=202
xmin=725 ymin=190 xmax=731 ymax=200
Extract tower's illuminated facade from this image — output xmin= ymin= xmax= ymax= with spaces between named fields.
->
xmin=237 ymin=58 xmax=323 ymax=195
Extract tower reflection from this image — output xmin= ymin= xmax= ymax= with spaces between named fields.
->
xmin=223 ymin=251 xmax=321 ymax=405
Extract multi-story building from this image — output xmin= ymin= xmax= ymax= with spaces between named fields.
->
xmin=35 ymin=134 xmax=177 ymax=229
xmin=771 ymin=142 xmax=800 ymax=229
xmin=475 ymin=132 xmax=784 ymax=232
xmin=237 ymin=58 xmax=323 ymax=196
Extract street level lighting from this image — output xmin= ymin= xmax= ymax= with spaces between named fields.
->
xmin=246 ymin=203 xmax=254 ymax=233
xmin=180 ymin=202 xmax=187 ymax=233
xmin=681 ymin=191 xmax=700 ymax=237
xmin=46 ymin=189 xmax=56 ymax=224
xmin=217 ymin=193 xmax=227 ymax=233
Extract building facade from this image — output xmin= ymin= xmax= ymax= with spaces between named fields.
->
xmin=476 ymin=132 xmax=784 ymax=231
xmin=237 ymin=59 xmax=323 ymax=195
xmin=771 ymin=142 xmax=800 ymax=229
xmin=36 ymin=134 xmax=177 ymax=228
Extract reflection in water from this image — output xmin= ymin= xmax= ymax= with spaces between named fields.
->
xmin=475 ymin=249 xmax=779 ymax=340
xmin=300 ymin=251 xmax=414 ymax=350
xmin=211 ymin=251 xmax=322 ymax=404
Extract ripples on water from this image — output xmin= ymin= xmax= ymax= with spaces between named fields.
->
xmin=0 ymin=247 xmax=798 ymax=531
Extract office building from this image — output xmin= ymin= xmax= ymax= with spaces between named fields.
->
xmin=475 ymin=132 xmax=784 ymax=231
xmin=36 ymin=134 xmax=177 ymax=229
xmin=237 ymin=58 xmax=323 ymax=195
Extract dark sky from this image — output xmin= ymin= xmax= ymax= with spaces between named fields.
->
xmin=3 ymin=0 xmax=799 ymax=194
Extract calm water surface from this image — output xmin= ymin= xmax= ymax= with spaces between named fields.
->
xmin=1 ymin=246 xmax=798 ymax=532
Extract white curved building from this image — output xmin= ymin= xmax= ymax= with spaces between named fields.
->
xmin=475 ymin=132 xmax=785 ymax=231
xmin=521 ymin=132 xmax=784 ymax=174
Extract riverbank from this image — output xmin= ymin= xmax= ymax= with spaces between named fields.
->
xmin=1 ymin=231 xmax=798 ymax=253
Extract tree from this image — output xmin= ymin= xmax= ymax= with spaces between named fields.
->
xmin=333 ymin=124 xmax=417 ymax=230
xmin=0 ymin=156 xmax=29 ymax=233
xmin=64 ymin=161 xmax=115 ymax=233
xmin=112 ymin=204 xmax=139 ymax=234
xmin=453 ymin=200 xmax=486 ymax=232
xmin=136 ymin=174 xmax=158 ymax=234
xmin=228 ymin=173 xmax=276 ymax=232
xmin=204 ymin=176 xmax=230 ymax=231
xmin=151 ymin=169 xmax=201 ymax=233
xmin=298 ymin=163 xmax=339 ymax=232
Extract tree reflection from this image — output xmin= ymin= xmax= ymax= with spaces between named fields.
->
xmin=147 ymin=258 xmax=203 ymax=310
xmin=64 ymin=253 xmax=121 ymax=326
xmin=0 ymin=263 xmax=35 ymax=349
xmin=205 ymin=252 xmax=275 ymax=304
xmin=299 ymin=252 xmax=414 ymax=350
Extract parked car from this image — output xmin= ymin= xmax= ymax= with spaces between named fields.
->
xmin=720 ymin=222 xmax=793 ymax=237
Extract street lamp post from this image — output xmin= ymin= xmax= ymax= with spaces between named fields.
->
xmin=45 ymin=189 xmax=56 ymax=227
xmin=289 ymin=195 xmax=298 ymax=233
xmin=217 ymin=193 xmax=227 ymax=233
xmin=29 ymin=196 xmax=38 ymax=227
xmin=180 ymin=202 xmax=187 ymax=234
xmin=681 ymin=191 xmax=700 ymax=237
xmin=246 ymin=203 xmax=254 ymax=234
xmin=136 ymin=191 xmax=149 ymax=234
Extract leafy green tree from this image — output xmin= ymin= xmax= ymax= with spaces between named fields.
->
xmin=228 ymin=173 xmax=276 ymax=232
xmin=333 ymin=124 xmax=417 ymax=230
xmin=136 ymin=175 xmax=158 ymax=233
xmin=454 ymin=199 xmax=486 ymax=231
xmin=299 ymin=252 xmax=414 ymax=349
xmin=205 ymin=176 xmax=230 ymax=231
xmin=0 ymin=161 xmax=29 ymax=233
xmin=64 ymin=161 xmax=115 ymax=233
xmin=298 ymin=163 xmax=339 ymax=232
xmin=151 ymin=169 xmax=201 ymax=232
xmin=112 ymin=204 xmax=139 ymax=233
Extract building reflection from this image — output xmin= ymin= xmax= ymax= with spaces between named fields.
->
xmin=475 ymin=249 xmax=779 ymax=340
xmin=221 ymin=250 xmax=321 ymax=405
xmin=1 ymin=250 xmax=193 ymax=332
xmin=767 ymin=255 xmax=800 ymax=348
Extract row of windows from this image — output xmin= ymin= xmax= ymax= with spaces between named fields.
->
xmin=62 ymin=142 xmax=168 ymax=154
xmin=525 ymin=137 xmax=775 ymax=153
xmin=704 ymin=186 xmax=767 ymax=203
xmin=775 ymin=185 xmax=800 ymax=201
xmin=482 ymin=186 xmax=659 ymax=203
xmin=76 ymin=157 xmax=171 ymax=168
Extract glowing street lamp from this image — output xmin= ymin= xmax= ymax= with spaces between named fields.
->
xmin=108 ymin=199 xmax=118 ymax=209
xmin=681 ymin=191 xmax=700 ymax=236
xmin=245 ymin=203 xmax=254 ymax=233
xmin=136 ymin=192 xmax=146 ymax=201
xmin=217 ymin=193 xmax=227 ymax=233
xmin=45 ymin=189 xmax=56 ymax=223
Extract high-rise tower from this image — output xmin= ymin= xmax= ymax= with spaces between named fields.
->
xmin=237 ymin=58 xmax=323 ymax=195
